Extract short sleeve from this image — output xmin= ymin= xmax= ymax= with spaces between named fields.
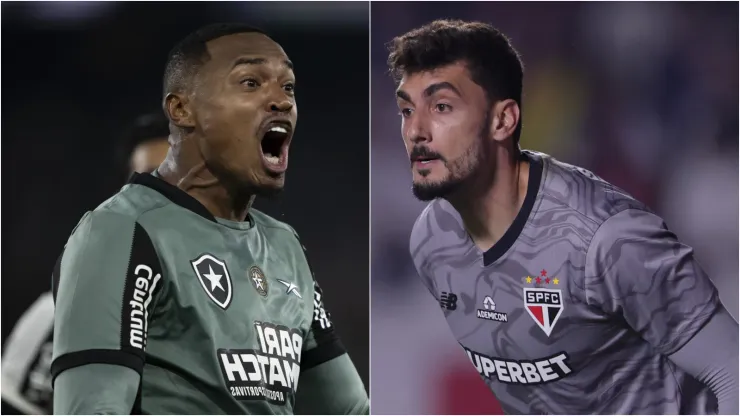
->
xmin=585 ymin=209 xmax=720 ymax=355
xmin=51 ymin=211 xmax=164 ymax=384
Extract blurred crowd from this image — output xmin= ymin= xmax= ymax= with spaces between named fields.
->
xmin=370 ymin=2 xmax=738 ymax=414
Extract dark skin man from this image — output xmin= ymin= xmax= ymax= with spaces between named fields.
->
xmin=159 ymin=31 xmax=297 ymax=221
xmin=51 ymin=25 xmax=367 ymax=414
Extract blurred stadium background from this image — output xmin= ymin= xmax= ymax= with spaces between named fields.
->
xmin=1 ymin=0 xmax=369 ymax=408
xmin=371 ymin=2 xmax=738 ymax=414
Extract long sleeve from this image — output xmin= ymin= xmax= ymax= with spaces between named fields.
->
xmin=294 ymin=354 xmax=369 ymax=415
xmin=667 ymin=308 xmax=739 ymax=415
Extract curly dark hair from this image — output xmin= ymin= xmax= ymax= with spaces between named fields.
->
xmin=387 ymin=19 xmax=524 ymax=143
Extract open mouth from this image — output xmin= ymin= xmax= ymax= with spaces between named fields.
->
xmin=411 ymin=156 xmax=441 ymax=168
xmin=260 ymin=121 xmax=292 ymax=173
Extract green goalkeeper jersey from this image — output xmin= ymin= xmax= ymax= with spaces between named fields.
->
xmin=51 ymin=172 xmax=368 ymax=415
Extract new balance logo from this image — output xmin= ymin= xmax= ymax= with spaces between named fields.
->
xmin=440 ymin=292 xmax=458 ymax=311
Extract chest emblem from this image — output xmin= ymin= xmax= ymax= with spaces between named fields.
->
xmin=249 ymin=266 xmax=269 ymax=297
xmin=523 ymin=269 xmax=564 ymax=336
xmin=191 ymin=253 xmax=233 ymax=310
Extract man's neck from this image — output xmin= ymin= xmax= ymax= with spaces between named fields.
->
xmin=449 ymin=151 xmax=529 ymax=252
xmin=157 ymin=153 xmax=255 ymax=222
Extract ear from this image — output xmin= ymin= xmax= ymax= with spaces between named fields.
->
xmin=163 ymin=92 xmax=196 ymax=129
xmin=489 ymin=99 xmax=520 ymax=143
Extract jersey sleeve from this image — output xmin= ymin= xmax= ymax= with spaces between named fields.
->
xmin=584 ymin=208 xmax=721 ymax=355
xmin=1 ymin=292 xmax=55 ymax=415
xmin=302 ymin=276 xmax=347 ymax=369
xmin=667 ymin=308 xmax=739 ymax=415
xmin=51 ymin=211 xmax=164 ymax=414
xmin=409 ymin=209 xmax=438 ymax=299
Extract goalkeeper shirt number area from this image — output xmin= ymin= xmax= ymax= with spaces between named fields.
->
xmin=51 ymin=172 xmax=347 ymax=414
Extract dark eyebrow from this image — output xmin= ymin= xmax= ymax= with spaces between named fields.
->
xmin=396 ymin=81 xmax=461 ymax=103
xmin=232 ymin=57 xmax=294 ymax=70
xmin=396 ymin=89 xmax=412 ymax=102
xmin=422 ymin=82 xmax=461 ymax=98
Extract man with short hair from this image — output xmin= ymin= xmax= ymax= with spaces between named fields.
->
xmin=52 ymin=24 xmax=368 ymax=415
xmin=392 ymin=19 xmax=738 ymax=415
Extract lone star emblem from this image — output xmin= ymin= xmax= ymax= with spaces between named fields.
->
xmin=203 ymin=266 xmax=224 ymax=292
xmin=248 ymin=266 xmax=269 ymax=297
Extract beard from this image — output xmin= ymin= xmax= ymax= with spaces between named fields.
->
xmin=411 ymin=111 xmax=492 ymax=202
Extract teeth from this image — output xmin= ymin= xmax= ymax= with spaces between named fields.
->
xmin=265 ymin=155 xmax=280 ymax=165
xmin=420 ymin=160 xmax=432 ymax=164
xmin=268 ymin=126 xmax=288 ymax=134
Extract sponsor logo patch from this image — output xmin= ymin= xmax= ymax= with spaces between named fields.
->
xmin=277 ymin=279 xmax=302 ymax=299
xmin=477 ymin=295 xmax=508 ymax=323
xmin=217 ymin=322 xmax=303 ymax=405
xmin=125 ymin=264 xmax=162 ymax=349
xmin=465 ymin=348 xmax=572 ymax=385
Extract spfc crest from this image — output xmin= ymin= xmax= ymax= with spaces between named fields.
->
xmin=249 ymin=266 xmax=269 ymax=297
xmin=191 ymin=254 xmax=233 ymax=309
xmin=523 ymin=288 xmax=564 ymax=337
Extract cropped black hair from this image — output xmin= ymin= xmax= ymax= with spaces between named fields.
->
xmin=163 ymin=23 xmax=267 ymax=96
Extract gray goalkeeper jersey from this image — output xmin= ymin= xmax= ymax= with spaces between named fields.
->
xmin=410 ymin=151 xmax=720 ymax=414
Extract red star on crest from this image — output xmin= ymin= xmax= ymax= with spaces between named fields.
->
xmin=541 ymin=269 xmax=547 ymax=277
xmin=535 ymin=276 xmax=542 ymax=284
xmin=545 ymin=278 xmax=550 ymax=284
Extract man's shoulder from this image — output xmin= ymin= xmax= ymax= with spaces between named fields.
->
xmin=538 ymin=152 xmax=652 ymax=226
xmin=410 ymin=199 xmax=465 ymax=261
xmin=94 ymin=183 xmax=170 ymax=220
xmin=69 ymin=184 xmax=169 ymax=239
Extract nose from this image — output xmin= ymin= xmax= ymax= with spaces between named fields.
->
xmin=405 ymin=112 xmax=430 ymax=145
xmin=267 ymin=86 xmax=294 ymax=114
xmin=270 ymin=99 xmax=293 ymax=114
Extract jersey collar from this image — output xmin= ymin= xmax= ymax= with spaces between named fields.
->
xmin=127 ymin=172 xmax=218 ymax=223
xmin=482 ymin=151 xmax=544 ymax=266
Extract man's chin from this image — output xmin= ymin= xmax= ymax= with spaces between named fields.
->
xmin=253 ymin=179 xmax=285 ymax=199
xmin=411 ymin=178 xmax=460 ymax=201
